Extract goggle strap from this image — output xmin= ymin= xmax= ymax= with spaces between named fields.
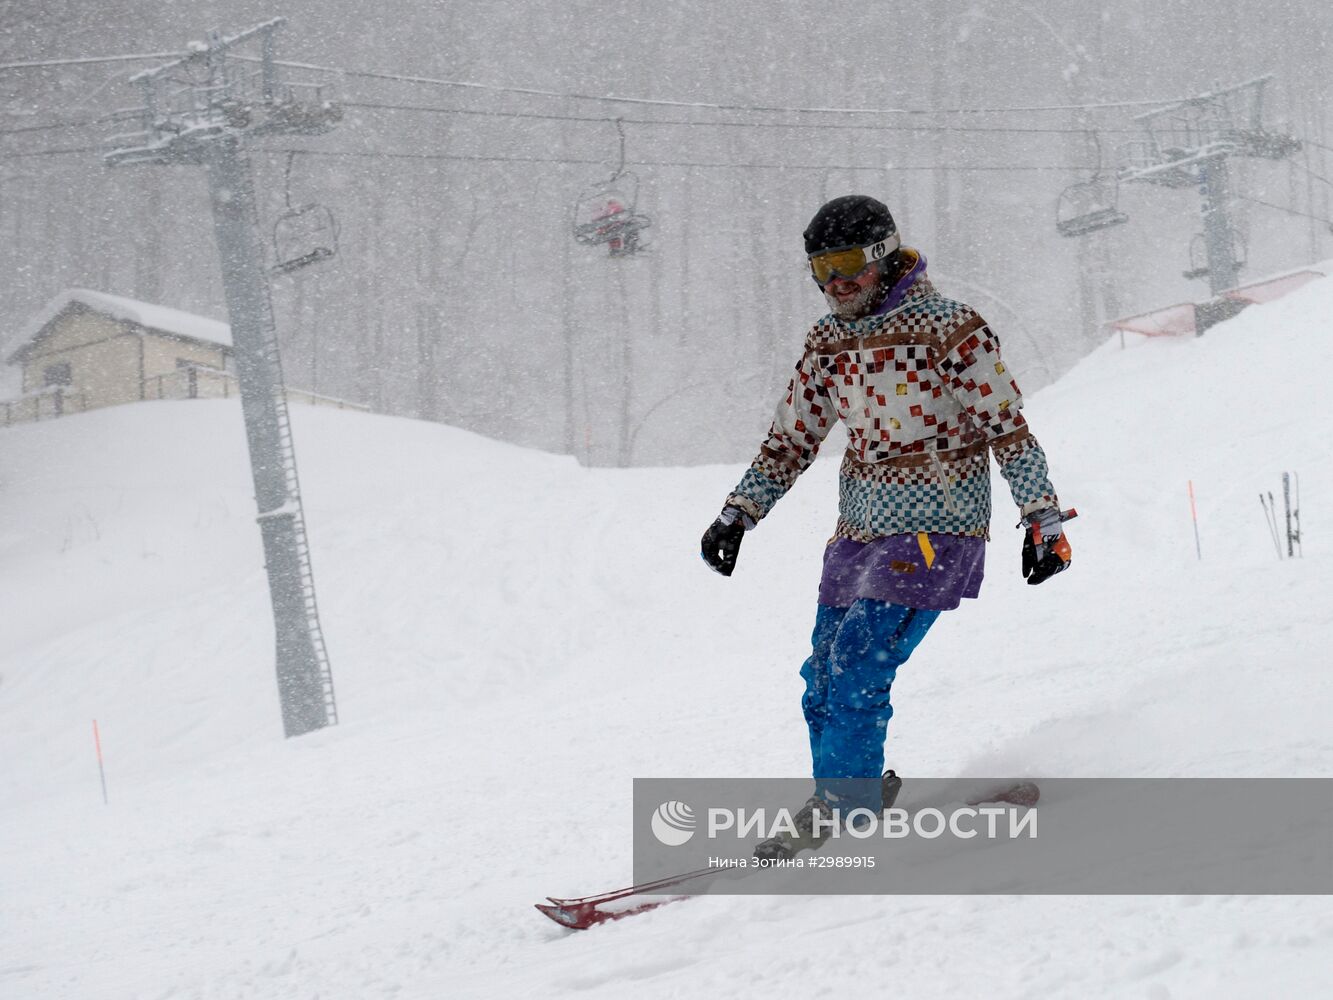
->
xmin=808 ymin=234 xmax=901 ymax=264
xmin=809 ymin=234 xmax=901 ymax=283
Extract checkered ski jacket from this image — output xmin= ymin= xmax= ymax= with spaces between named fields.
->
xmin=725 ymin=273 xmax=1058 ymax=542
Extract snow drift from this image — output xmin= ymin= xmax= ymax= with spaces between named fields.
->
xmin=3 ymin=273 xmax=1332 ymax=999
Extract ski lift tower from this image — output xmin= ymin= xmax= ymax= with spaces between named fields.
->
xmin=1119 ymin=75 xmax=1301 ymax=297
xmin=105 ymin=19 xmax=343 ymax=738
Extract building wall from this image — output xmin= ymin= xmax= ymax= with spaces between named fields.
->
xmin=19 ymin=307 xmax=230 ymax=413
xmin=140 ymin=335 xmax=228 ymax=380
xmin=24 ymin=307 xmax=125 ymax=361
xmin=21 ymin=309 xmax=143 ymax=411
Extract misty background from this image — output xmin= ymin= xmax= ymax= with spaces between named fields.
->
xmin=2 ymin=1 xmax=1329 ymax=466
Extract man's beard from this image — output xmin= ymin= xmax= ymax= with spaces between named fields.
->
xmin=825 ymin=278 xmax=886 ymax=320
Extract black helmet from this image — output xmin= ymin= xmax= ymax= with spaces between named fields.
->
xmin=803 ymin=195 xmax=898 ymax=255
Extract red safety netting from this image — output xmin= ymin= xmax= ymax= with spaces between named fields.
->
xmin=1109 ymin=266 xmax=1327 ymax=338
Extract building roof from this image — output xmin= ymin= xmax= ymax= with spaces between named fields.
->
xmin=5 ymin=288 xmax=233 ymax=365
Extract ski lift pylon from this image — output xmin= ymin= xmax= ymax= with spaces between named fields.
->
xmin=272 ymin=151 xmax=339 ymax=274
xmin=572 ymin=118 xmax=651 ymax=256
xmin=1055 ymin=132 xmax=1129 ymax=238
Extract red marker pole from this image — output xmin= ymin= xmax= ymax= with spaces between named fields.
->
xmin=92 ymin=719 xmax=108 ymax=805
xmin=1188 ymin=481 xmax=1202 ymax=560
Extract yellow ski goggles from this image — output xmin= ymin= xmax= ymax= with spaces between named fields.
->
xmin=808 ymin=235 xmax=901 ymax=285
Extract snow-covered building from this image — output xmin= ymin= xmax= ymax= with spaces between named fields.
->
xmin=2 ymin=289 xmax=362 ymax=425
xmin=2 ymin=289 xmax=232 ymax=423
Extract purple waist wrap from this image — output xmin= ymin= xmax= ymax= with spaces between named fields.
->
xmin=818 ymin=533 xmax=986 ymax=611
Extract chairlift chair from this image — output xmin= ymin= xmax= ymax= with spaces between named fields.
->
xmin=271 ymin=150 xmax=339 ymax=275
xmin=273 ymin=202 xmax=339 ymax=274
xmin=1056 ymin=131 xmax=1129 ymax=238
xmin=1055 ymin=177 xmax=1129 ymax=237
xmin=572 ymin=118 xmax=652 ymax=257
xmin=1182 ymin=230 xmax=1247 ymax=282
xmin=573 ymin=175 xmax=651 ymax=256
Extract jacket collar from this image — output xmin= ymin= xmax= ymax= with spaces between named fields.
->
xmin=875 ymin=248 xmax=928 ymax=314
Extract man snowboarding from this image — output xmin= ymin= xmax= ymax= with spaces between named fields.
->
xmin=700 ymin=195 xmax=1072 ymax=859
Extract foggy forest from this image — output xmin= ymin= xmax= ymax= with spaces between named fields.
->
xmin=3 ymin=1 xmax=1330 ymax=465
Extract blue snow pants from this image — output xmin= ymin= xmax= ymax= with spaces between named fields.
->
xmin=801 ymin=600 xmax=941 ymax=813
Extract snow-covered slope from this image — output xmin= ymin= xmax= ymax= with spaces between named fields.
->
xmin=3 ymin=276 xmax=1332 ymax=999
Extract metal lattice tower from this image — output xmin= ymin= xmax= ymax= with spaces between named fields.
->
xmin=1119 ymin=75 xmax=1301 ymax=296
xmin=106 ymin=20 xmax=341 ymax=737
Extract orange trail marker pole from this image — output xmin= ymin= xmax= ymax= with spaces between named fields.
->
xmin=92 ymin=719 xmax=108 ymax=805
xmin=1188 ymin=481 xmax=1202 ymax=561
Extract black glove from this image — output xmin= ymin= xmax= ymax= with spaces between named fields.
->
xmin=1021 ymin=505 xmax=1075 ymax=586
xmin=701 ymin=506 xmax=753 ymax=576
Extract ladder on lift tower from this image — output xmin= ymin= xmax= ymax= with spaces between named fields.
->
xmin=267 ymin=336 xmax=339 ymax=725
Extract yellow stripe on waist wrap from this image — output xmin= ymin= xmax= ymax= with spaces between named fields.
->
xmin=917 ymin=531 xmax=936 ymax=570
